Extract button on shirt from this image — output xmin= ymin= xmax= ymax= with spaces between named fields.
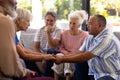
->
xmin=80 ymin=28 xmax=120 ymax=80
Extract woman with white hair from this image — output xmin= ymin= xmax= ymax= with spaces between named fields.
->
xmin=14 ymin=8 xmax=56 ymax=77
xmin=52 ymin=10 xmax=89 ymax=80
xmin=15 ymin=8 xmax=54 ymax=62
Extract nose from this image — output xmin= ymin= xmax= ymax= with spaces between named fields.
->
xmin=28 ymin=22 xmax=30 ymax=27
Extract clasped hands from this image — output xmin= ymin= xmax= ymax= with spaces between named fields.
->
xmin=43 ymin=53 xmax=64 ymax=64
xmin=25 ymin=53 xmax=64 ymax=78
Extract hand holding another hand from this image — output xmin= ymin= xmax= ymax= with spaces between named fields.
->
xmin=42 ymin=54 xmax=56 ymax=60
xmin=42 ymin=53 xmax=64 ymax=64
xmin=53 ymin=53 xmax=64 ymax=64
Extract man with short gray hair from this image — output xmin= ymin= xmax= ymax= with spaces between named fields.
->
xmin=54 ymin=14 xmax=120 ymax=80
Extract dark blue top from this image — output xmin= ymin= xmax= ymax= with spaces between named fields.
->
xmin=15 ymin=35 xmax=19 ymax=45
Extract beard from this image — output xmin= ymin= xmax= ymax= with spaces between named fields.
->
xmin=4 ymin=3 xmax=17 ymax=19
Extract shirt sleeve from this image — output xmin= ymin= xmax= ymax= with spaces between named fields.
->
xmin=53 ymin=28 xmax=61 ymax=40
xmin=15 ymin=35 xmax=19 ymax=45
xmin=88 ymin=36 xmax=115 ymax=58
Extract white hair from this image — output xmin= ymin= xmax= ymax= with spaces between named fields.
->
xmin=1 ymin=0 xmax=17 ymax=19
xmin=15 ymin=8 xmax=32 ymax=21
xmin=68 ymin=10 xmax=88 ymax=24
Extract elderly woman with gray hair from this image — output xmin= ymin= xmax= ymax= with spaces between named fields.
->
xmin=14 ymin=8 xmax=54 ymax=64
xmin=52 ymin=10 xmax=89 ymax=80
xmin=14 ymin=8 xmax=55 ymax=77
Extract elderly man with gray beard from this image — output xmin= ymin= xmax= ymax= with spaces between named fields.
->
xmin=0 ymin=0 xmax=36 ymax=80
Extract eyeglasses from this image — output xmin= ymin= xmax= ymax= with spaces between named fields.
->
xmin=86 ymin=22 xmax=100 ymax=26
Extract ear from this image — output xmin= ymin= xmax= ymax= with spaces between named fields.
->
xmin=16 ymin=18 xmax=21 ymax=23
xmin=78 ymin=23 xmax=81 ymax=27
xmin=99 ymin=23 xmax=103 ymax=28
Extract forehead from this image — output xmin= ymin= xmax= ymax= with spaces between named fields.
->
xmin=70 ymin=17 xmax=79 ymax=22
xmin=9 ymin=0 xmax=17 ymax=5
xmin=89 ymin=16 xmax=98 ymax=22
xmin=45 ymin=15 xmax=55 ymax=20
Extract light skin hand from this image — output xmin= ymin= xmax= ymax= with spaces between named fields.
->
xmin=43 ymin=54 xmax=56 ymax=60
xmin=53 ymin=54 xmax=64 ymax=64
xmin=26 ymin=69 xmax=36 ymax=78
xmin=46 ymin=25 xmax=52 ymax=32
xmin=41 ymin=54 xmax=56 ymax=69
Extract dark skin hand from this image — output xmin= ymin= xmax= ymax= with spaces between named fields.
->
xmin=53 ymin=51 xmax=96 ymax=64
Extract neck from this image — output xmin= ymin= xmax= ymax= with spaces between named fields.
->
xmin=14 ymin=21 xmax=19 ymax=32
xmin=70 ymin=30 xmax=80 ymax=35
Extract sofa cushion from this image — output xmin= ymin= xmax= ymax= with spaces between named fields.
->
xmin=20 ymin=28 xmax=38 ymax=50
xmin=113 ymin=32 xmax=120 ymax=41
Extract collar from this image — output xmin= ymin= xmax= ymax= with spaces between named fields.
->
xmin=94 ymin=28 xmax=109 ymax=40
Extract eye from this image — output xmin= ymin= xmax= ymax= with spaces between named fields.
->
xmin=50 ymin=20 xmax=53 ymax=22
xmin=73 ymin=23 xmax=76 ymax=25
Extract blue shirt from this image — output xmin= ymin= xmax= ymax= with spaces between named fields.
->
xmin=15 ymin=35 xmax=19 ymax=45
xmin=80 ymin=28 xmax=120 ymax=80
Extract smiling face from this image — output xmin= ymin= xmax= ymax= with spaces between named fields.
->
xmin=45 ymin=14 xmax=56 ymax=27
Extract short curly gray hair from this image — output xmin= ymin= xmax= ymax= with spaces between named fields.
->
xmin=68 ymin=10 xmax=88 ymax=24
xmin=15 ymin=8 xmax=32 ymax=21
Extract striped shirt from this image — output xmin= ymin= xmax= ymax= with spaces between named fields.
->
xmin=34 ymin=26 xmax=61 ymax=53
xmin=80 ymin=28 xmax=120 ymax=80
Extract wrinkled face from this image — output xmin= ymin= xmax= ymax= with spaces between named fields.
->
xmin=87 ymin=16 xmax=100 ymax=36
xmin=6 ymin=0 xmax=17 ymax=18
xmin=16 ymin=18 xmax=30 ymax=31
xmin=69 ymin=17 xmax=80 ymax=31
xmin=9 ymin=0 xmax=17 ymax=9
xmin=45 ymin=14 xmax=56 ymax=27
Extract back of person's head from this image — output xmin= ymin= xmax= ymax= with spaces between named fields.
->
xmin=45 ymin=11 xmax=57 ymax=21
xmin=94 ymin=14 xmax=106 ymax=27
xmin=15 ymin=8 xmax=32 ymax=22
xmin=68 ymin=10 xmax=88 ymax=24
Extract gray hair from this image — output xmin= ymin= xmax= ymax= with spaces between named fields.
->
xmin=0 ymin=0 xmax=17 ymax=18
xmin=15 ymin=8 xmax=32 ymax=21
xmin=68 ymin=10 xmax=88 ymax=24
xmin=45 ymin=11 xmax=57 ymax=21
xmin=94 ymin=14 xmax=106 ymax=27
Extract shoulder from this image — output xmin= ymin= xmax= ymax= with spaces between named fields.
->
xmin=0 ymin=14 xmax=15 ymax=30
xmin=39 ymin=26 xmax=45 ymax=31
xmin=0 ymin=14 xmax=12 ymax=25
xmin=55 ymin=27 xmax=62 ymax=31
xmin=62 ymin=30 xmax=69 ymax=35
xmin=40 ymin=26 xmax=45 ymax=29
xmin=81 ymin=30 xmax=89 ymax=36
xmin=37 ymin=26 xmax=45 ymax=32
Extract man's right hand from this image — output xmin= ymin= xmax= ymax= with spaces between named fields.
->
xmin=25 ymin=69 xmax=36 ymax=78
